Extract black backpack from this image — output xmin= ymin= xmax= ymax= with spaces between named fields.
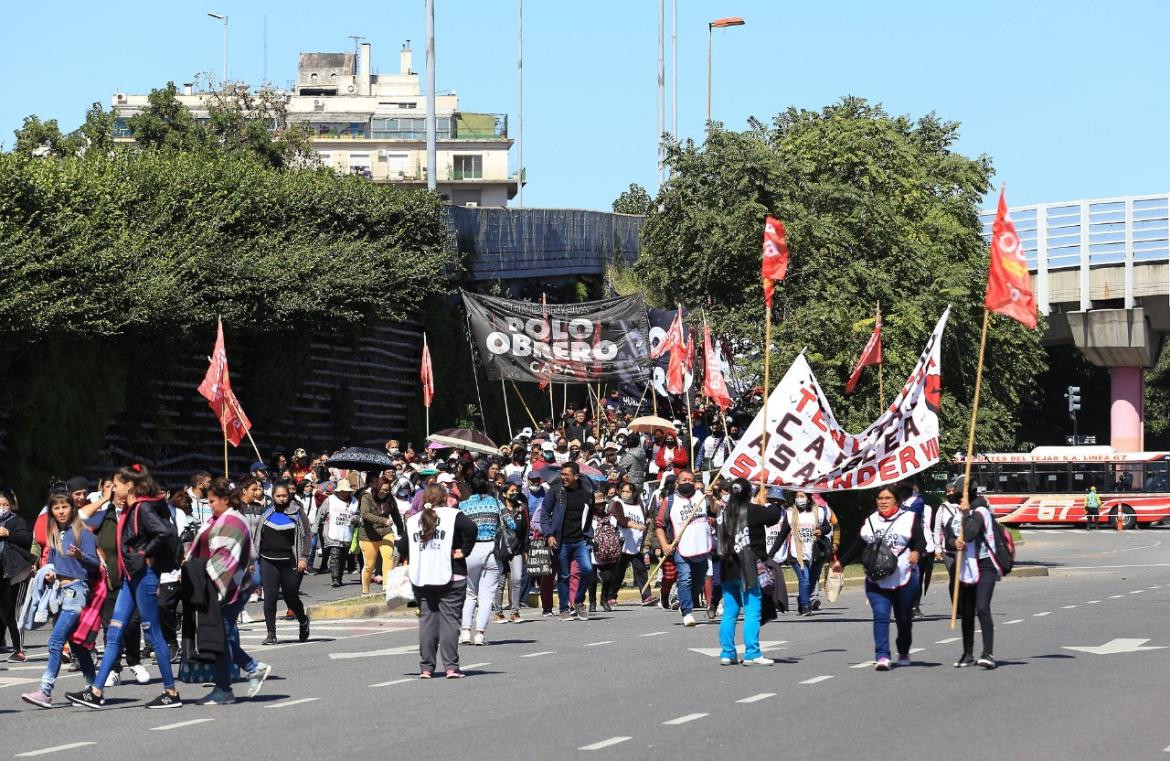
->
xmin=861 ymin=516 xmax=905 ymax=580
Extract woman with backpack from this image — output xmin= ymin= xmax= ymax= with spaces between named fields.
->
xmin=493 ymin=482 xmax=529 ymax=623
xmin=457 ymin=478 xmax=515 ymax=646
xmin=67 ymin=464 xmax=183 ymax=709
xmin=948 ymin=476 xmax=1001 ymax=670
xmin=589 ymin=495 xmax=622 ymax=612
xmin=831 ymin=485 xmax=926 ymax=671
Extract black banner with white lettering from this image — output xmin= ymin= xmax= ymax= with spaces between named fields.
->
xmin=462 ymin=291 xmax=651 ymax=384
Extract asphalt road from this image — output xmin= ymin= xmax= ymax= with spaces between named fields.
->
xmin=3 ymin=527 xmax=1168 ymax=760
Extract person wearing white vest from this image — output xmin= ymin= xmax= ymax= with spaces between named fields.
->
xmin=321 ymin=480 xmax=359 ymax=588
xmin=832 ymin=485 xmax=926 ymax=671
xmin=395 ymin=484 xmax=477 ymax=679
xmin=933 ymin=482 xmax=962 ymax=603
xmin=948 ymin=476 xmax=1001 ymax=670
xmin=655 ymin=470 xmax=712 ymax=627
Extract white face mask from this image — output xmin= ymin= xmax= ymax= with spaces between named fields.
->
xmin=0 ymin=504 xmax=9 ymax=516
xmin=795 ymin=497 xmax=809 ymax=508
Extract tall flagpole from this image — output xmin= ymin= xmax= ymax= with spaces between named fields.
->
xmin=760 ymin=303 xmax=772 ymax=488
xmin=877 ymin=301 xmax=885 ymax=409
xmin=951 ymin=307 xmax=991 ymax=629
xmin=223 ymin=431 xmax=229 ymax=478
xmin=681 ymin=303 xmax=695 ymax=469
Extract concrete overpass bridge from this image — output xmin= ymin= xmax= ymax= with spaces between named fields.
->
xmin=981 ymin=193 xmax=1170 ymax=451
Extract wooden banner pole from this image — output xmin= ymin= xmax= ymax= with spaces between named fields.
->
xmin=501 ymin=378 xmax=514 ymax=441
xmin=951 ymin=307 xmax=991 ymax=630
xmin=877 ymin=301 xmax=885 ymax=409
xmin=510 ymin=380 xmax=539 ymax=428
xmin=759 ymin=302 xmax=772 ymax=488
xmin=223 ymin=431 xmax=229 ymax=478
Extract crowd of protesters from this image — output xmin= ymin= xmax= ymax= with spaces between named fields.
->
xmin=0 ymin=396 xmax=1004 ymax=705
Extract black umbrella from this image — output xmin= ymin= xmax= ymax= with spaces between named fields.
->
xmin=325 ymin=446 xmax=394 ymax=471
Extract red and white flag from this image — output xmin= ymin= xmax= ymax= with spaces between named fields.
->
xmin=197 ymin=318 xmax=252 ymax=447
xmin=984 ymin=187 xmax=1037 ymax=329
xmin=761 ymin=215 xmax=790 ymax=308
xmin=420 ymin=332 xmax=435 ymax=408
xmin=666 ymin=334 xmax=693 ymax=396
xmin=845 ymin=306 xmax=883 ymax=395
xmin=702 ymin=322 xmax=733 ymax=410
xmin=652 ymin=305 xmax=685 ymax=360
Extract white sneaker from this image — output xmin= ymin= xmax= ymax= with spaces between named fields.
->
xmin=682 ymin=614 xmax=697 ymax=627
xmin=104 ymin=670 xmax=122 ymax=688
xmin=239 ymin=610 xmax=254 ymax=624
xmin=472 ymin=631 xmax=485 ymax=646
xmin=458 ymin=628 xmax=471 ymax=644
xmin=129 ymin=664 xmax=151 ymax=684
xmin=742 ymin=656 xmax=775 ymax=666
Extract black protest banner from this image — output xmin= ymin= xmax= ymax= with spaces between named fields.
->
xmin=462 ymin=291 xmax=651 ymax=384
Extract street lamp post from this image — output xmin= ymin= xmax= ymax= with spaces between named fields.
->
xmin=706 ymin=16 xmax=745 ymax=125
xmin=207 ymin=12 xmax=228 ymax=87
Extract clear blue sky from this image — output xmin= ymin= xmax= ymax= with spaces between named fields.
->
xmin=3 ymin=0 xmax=1168 ymax=212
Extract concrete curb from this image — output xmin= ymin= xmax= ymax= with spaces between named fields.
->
xmin=306 ymin=564 xmax=1049 ymax=621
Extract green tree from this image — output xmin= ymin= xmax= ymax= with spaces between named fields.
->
xmin=612 ymin=182 xmax=652 ymax=215
xmin=633 ymin=97 xmax=1047 ymax=455
xmin=12 ymin=115 xmax=78 ymax=157
xmin=126 ymin=82 xmax=207 ymax=152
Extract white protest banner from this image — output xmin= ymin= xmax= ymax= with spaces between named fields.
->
xmin=720 ymin=308 xmax=949 ymax=491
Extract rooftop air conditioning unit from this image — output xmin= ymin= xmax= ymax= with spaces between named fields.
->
xmin=464 ymin=201 xmax=478 ymax=208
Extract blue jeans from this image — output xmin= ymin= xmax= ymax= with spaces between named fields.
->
xmin=94 ymin=567 xmax=175 ymax=690
xmin=556 ymin=540 xmax=594 ymax=612
xmin=673 ymin=552 xmax=709 ymax=616
xmin=216 ymin=596 xmax=259 ymax=692
xmin=719 ymin=579 xmax=762 ymax=660
xmin=791 ymin=558 xmax=825 ymax=609
xmin=40 ymin=582 xmax=96 ymax=694
xmin=865 ymin=567 xmax=919 ymax=660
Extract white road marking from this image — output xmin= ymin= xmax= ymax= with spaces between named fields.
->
xmin=936 ymin=637 xmax=960 ymax=644
xmin=1150 ymin=585 xmax=1162 ymax=590
xmin=329 ymin=645 xmax=417 ymax=660
xmin=1034 ymin=612 xmax=1052 ymax=617
xmin=800 ymin=675 xmax=834 ymax=685
xmin=909 ymin=648 xmax=925 ymax=654
xmin=15 ymin=743 xmax=97 ymax=757
xmin=850 ymin=661 xmax=874 ymax=669
xmin=1063 ymin=638 xmax=1167 ymax=655
xmin=663 ymin=713 xmax=708 ymax=725
xmin=1130 ymin=590 xmax=1144 ymax=594
xmin=1110 ymin=594 xmax=1125 ymax=599
xmin=1062 ymin=605 xmax=1078 ymax=609
xmin=520 ymin=651 xmax=555 ymax=658
xmin=369 ymin=678 xmax=415 ymax=687
xmin=689 ymin=641 xmax=786 ymax=657
xmin=736 ymin=692 xmax=776 ymax=703
xmin=1004 ymin=620 xmax=1023 ymax=625
xmin=640 ymin=631 xmax=666 ymax=637
xmin=265 ymin=697 xmax=321 ymax=709
xmin=579 ymin=737 xmax=631 ymax=751
xmin=462 ymin=662 xmax=491 ymax=670
xmin=1087 ymin=600 xmax=1102 ymax=604
xmin=150 ymin=718 xmax=214 ymax=731
xmin=584 ymin=641 xmax=615 ymax=647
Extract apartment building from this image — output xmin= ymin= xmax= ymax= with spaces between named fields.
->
xmin=111 ymin=40 xmax=520 ymax=207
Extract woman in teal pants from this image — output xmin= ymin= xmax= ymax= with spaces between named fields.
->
xmin=716 ymin=479 xmax=782 ymax=666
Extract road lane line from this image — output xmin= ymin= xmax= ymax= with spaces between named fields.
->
xmin=370 ymin=678 xmax=416 ymax=687
xmin=462 ymin=662 xmax=491 ymax=670
xmin=1086 ymin=600 xmax=1101 ymax=604
xmin=584 ymin=641 xmax=615 ymax=647
xmin=1110 ymin=595 xmax=1125 ymax=599
xmin=520 ymin=651 xmax=555 ymax=658
xmin=1004 ymin=620 xmax=1023 ymax=625
xmin=736 ymin=693 xmax=776 ymax=703
xmin=663 ymin=713 xmax=708 ymax=725
xmin=1034 ymin=612 xmax=1051 ymax=617
xmin=850 ymin=661 xmax=874 ymax=669
xmin=800 ymin=675 xmax=834 ymax=685
xmin=15 ymin=743 xmax=97 ymax=757
xmin=265 ymin=698 xmax=320 ymax=709
xmin=580 ymin=737 xmax=631 ymax=751
xmin=936 ymin=637 xmax=960 ymax=644
xmin=1062 ymin=605 xmax=1078 ymax=609
xmin=150 ymin=718 xmax=214 ymax=731
xmin=909 ymin=648 xmax=925 ymax=654
xmin=640 ymin=631 xmax=666 ymax=637
xmin=1130 ymin=590 xmax=1144 ymax=594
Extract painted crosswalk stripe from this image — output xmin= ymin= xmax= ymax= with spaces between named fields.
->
xmin=584 ymin=641 xmax=616 ymax=647
xmin=1004 ymin=619 xmax=1023 ymax=625
xmin=521 ymin=651 xmax=555 ymax=658
xmin=370 ymin=678 xmax=416 ymax=687
xmin=736 ymin=693 xmax=776 ymax=703
xmin=640 ymin=631 xmax=666 ymax=637
xmin=150 ymin=718 xmax=214 ymax=732
xmin=579 ymin=737 xmax=631 ymax=751
xmin=265 ymin=697 xmax=320 ymax=709
xmin=800 ymin=675 xmax=834 ymax=685
xmin=936 ymin=637 xmax=960 ymax=644
xmin=15 ymin=743 xmax=97 ymax=757
xmin=1062 ymin=605 xmax=1078 ymax=609
xmin=663 ymin=713 xmax=708 ymax=725
xmin=1034 ymin=612 xmax=1052 ymax=617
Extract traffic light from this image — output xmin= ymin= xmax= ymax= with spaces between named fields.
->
xmin=1067 ymin=385 xmax=1082 ymax=415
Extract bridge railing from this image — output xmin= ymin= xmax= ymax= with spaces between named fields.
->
xmin=980 ymin=193 xmax=1170 ymax=312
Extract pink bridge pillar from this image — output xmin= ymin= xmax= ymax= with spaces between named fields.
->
xmin=1110 ymin=366 xmax=1145 ymax=452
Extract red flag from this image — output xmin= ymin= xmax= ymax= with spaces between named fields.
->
xmin=761 ymin=216 xmax=790 ymax=308
xmin=702 ymin=322 xmax=732 ymax=410
xmin=420 ymin=333 xmax=435 ymax=408
xmin=845 ymin=307 xmax=883 ymax=395
xmin=666 ymin=335 xmax=692 ymax=396
xmin=197 ymin=319 xmax=252 ymax=447
xmin=652 ymin=306 xmax=685 ymax=360
xmin=984 ymin=187 xmax=1037 ymax=329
